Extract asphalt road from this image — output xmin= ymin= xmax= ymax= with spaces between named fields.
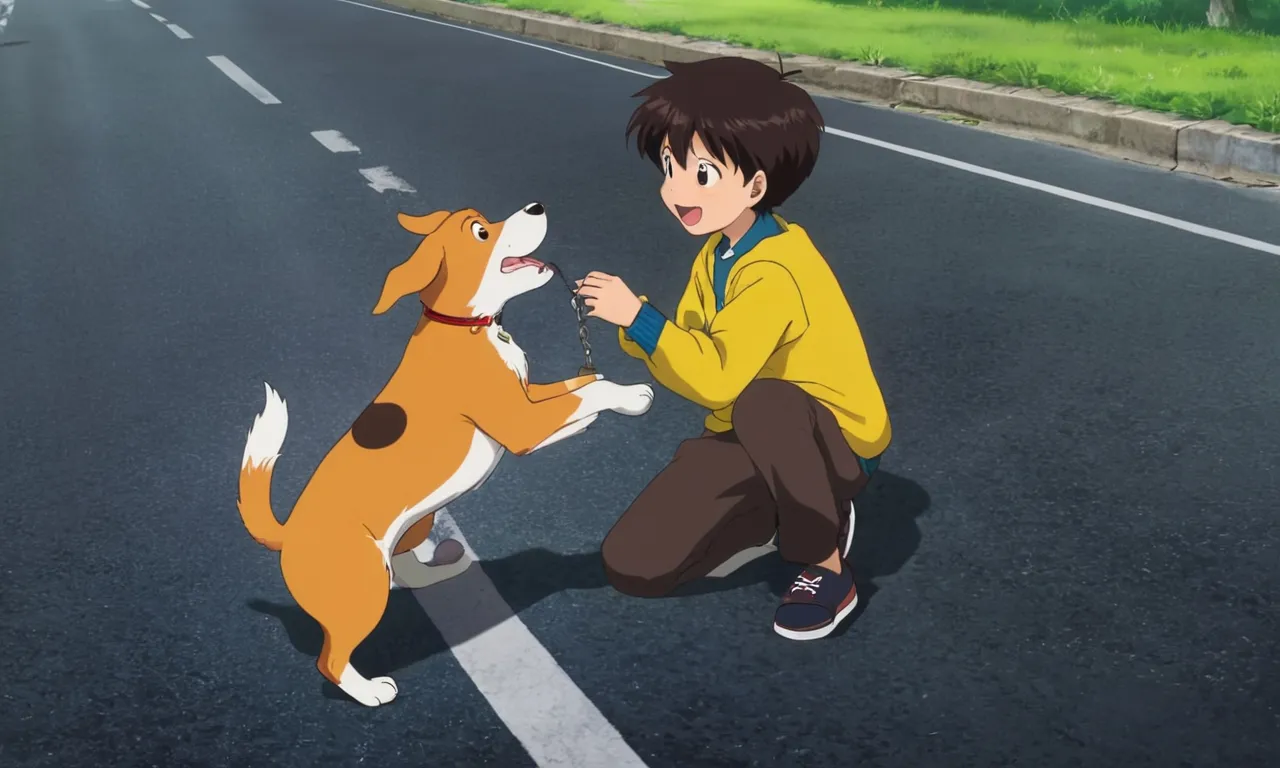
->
xmin=2 ymin=0 xmax=1279 ymax=766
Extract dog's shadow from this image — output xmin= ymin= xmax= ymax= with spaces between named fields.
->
xmin=247 ymin=547 xmax=608 ymax=702
xmin=248 ymin=471 xmax=930 ymax=699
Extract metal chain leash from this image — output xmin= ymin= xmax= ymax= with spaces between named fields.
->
xmin=546 ymin=262 xmax=596 ymax=377
xmin=570 ymin=292 xmax=596 ymax=377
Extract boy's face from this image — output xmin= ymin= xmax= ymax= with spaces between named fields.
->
xmin=659 ymin=133 xmax=764 ymax=237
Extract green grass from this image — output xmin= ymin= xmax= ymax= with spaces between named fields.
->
xmin=827 ymin=0 xmax=1280 ymax=36
xmin=456 ymin=0 xmax=1280 ymax=132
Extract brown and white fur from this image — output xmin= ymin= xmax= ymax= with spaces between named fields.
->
xmin=235 ymin=202 xmax=653 ymax=707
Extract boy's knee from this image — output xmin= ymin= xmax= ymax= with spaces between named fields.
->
xmin=735 ymin=379 xmax=809 ymax=432
xmin=601 ymin=531 xmax=676 ymax=598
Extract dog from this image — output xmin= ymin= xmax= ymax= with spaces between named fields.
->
xmin=236 ymin=202 xmax=654 ymax=707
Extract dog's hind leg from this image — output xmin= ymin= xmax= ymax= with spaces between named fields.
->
xmin=391 ymin=543 xmax=472 ymax=589
xmin=393 ymin=512 xmax=437 ymax=561
xmin=281 ymin=532 xmax=398 ymax=707
xmin=389 ymin=508 xmax=472 ymax=589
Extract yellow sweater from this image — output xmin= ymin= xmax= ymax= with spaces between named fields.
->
xmin=617 ymin=215 xmax=891 ymax=458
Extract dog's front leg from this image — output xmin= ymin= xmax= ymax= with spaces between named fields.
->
xmin=526 ymin=373 xmax=602 ymax=403
xmin=470 ymin=379 xmax=653 ymax=456
xmin=529 ymin=380 xmax=656 ymax=452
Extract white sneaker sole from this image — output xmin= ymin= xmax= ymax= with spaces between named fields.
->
xmin=705 ymin=534 xmax=777 ymax=578
xmin=841 ymin=499 xmax=856 ymax=558
xmin=772 ymin=592 xmax=859 ymax=641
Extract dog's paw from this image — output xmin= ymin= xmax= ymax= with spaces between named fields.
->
xmin=366 ymin=677 xmax=399 ymax=706
xmin=427 ymin=538 xmax=466 ymax=567
xmin=338 ymin=671 xmax=399 ymax=707
xmin=610 ymin=383 xmax=654 ymax=416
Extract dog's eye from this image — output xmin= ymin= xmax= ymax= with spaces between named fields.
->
xmin=471 ymin=222 xmax=489 ymax=241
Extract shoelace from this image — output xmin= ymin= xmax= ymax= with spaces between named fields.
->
xmin=790 ymin=573 xmax=822 ymax=596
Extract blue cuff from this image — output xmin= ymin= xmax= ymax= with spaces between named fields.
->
xmin=624 ymin=302 xmax=667 ymax=357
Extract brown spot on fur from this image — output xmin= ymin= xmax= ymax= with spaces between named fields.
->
xmin=351 ymin=402 xmax=407 ymax=449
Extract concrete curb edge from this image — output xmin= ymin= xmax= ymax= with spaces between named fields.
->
xmin=385 ymin=0 xmax=1280 ymax=186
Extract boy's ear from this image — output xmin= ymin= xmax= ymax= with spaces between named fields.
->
xmin=749 ymin=171 xmax=768 ymax=201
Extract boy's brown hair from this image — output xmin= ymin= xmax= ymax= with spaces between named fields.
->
xmin=625 ymin=56 xmax=825 ymax=212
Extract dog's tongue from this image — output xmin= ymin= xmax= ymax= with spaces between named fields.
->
xmin=501 ymin=256 xmax=546 ymax=273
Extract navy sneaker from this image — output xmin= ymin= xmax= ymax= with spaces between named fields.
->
xmin=773 ymin=561 xmax=858 ymax=641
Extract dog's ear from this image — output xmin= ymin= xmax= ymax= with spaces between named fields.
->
xmin=372 ymin=241 xmax=444 ymax=315
xmin=397 ymin=210 xmax=451 ymax=236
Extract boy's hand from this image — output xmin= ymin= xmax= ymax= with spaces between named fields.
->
xmin=574 ymin=272 xmax=643 ymax=328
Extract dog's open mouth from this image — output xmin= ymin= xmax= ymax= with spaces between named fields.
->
xmin=674 ymin=204 xmax=703 ymax=226
xmin=500 ymin=256 xmax=548 ymax=273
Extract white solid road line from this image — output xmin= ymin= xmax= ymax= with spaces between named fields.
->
xmin=311 ymin=129 xmax=362 ymax=153
xmin=148 ymin=11 xmax=165 ymax=22
xmin=331 ymin=0 xmax=662 ymax=78
xmin=823 ymin=127 xmax=1280 ymax=257
xmin=328 ymin=0 xmax=1280 ymax=258
xmin=417 ymin=511 xmax=650 ymax=768
xmin=166 ymin=23 xmax=192 ymax=39
xmin=359 ymin=165 xmax=415 ymax=194
xmin=207 ymin=56 xmax=281 ymax=105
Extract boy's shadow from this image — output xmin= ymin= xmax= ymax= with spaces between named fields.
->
xmin=248 ymin=471 xmax=929 ymax=699
xmin=670 ymin=471 xmax=932 ymax=637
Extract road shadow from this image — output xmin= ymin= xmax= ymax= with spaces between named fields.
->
xmin=669 ymin=471 xmax=931 ymax=636
xmin=247 ymin=471 xmax=929 ymax=699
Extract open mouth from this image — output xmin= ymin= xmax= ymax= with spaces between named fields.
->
xmin=500 ymin=256 xmax=548 ymax=273
xmin=674 ymin=204 xmax=703 ymax=226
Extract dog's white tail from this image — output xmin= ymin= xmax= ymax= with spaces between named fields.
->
xmin=236 ymin=383 xmax=290 ymax=551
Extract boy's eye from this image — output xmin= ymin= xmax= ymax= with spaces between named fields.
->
xmin=696 ymin=161 xmax=721 ymax=187
xmin=662 ymin=154 xmax=673 ymax=178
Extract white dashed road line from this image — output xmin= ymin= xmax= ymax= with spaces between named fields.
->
xmin=0 ymin=0 xmax=15 ymax=34
xmin=359 ymin=165 xmax=415 ymax=194
xmin=207 ymin=55 xmax=281 ymax=105
xmin=417 ymin=511 xmax=651 ymax=768
xmin=148 ymin=11 xmax=165 ymax=22
xmin=166 ymin=23 xmax=192 ymax=39
xmin=130 ymin=0 xmax=149 ymax=7
xmin=311 ymin=129 xmax=361 ymax=153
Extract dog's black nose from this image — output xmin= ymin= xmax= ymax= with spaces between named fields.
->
xmin=524 ymin=202 xmax=545 ymax=216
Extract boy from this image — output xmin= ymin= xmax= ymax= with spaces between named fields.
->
xmin=574 ymin=56 xmax=891 ymax=640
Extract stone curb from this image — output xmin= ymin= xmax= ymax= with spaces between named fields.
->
xmin=390 ymin=0 xmax=1280 ymax=185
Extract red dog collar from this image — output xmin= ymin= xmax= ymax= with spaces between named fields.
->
xmin=422 ymin=303 xmax=502 ymax=328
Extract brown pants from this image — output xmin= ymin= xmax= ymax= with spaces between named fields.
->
xmin=601 ymin=378 xmax=871 ymax=598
